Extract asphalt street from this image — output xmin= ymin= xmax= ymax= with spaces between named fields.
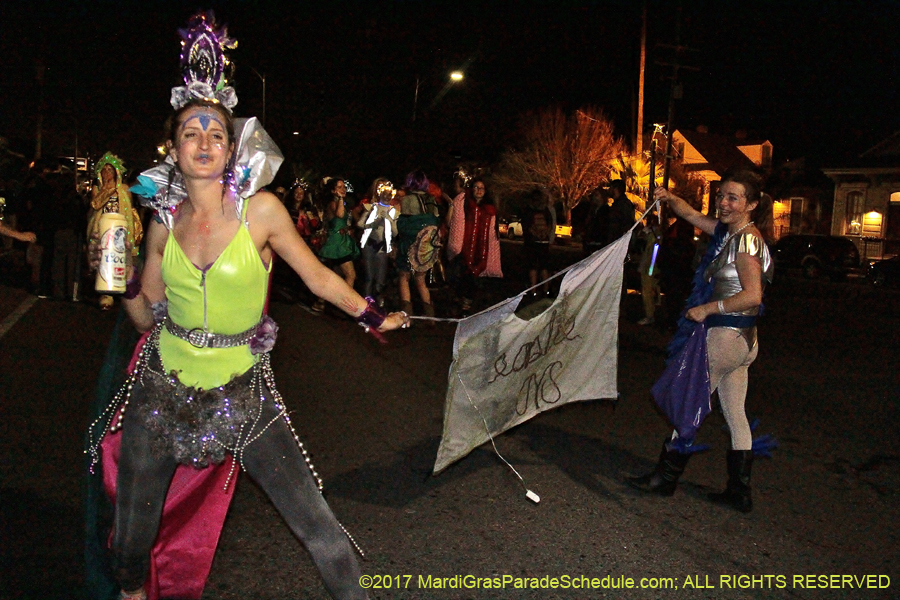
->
xmin=1 ymin=243 xmax=899 ymax=600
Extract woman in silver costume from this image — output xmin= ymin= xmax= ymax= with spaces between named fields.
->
xmin=628 ymin=169 xmax=774 ymax=513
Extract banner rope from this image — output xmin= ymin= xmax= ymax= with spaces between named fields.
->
xmin=455 ymin=369 xmax=541 ymax=504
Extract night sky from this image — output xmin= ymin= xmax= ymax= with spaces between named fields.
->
xmin=1 ymin=0 xmax=897 ymax=186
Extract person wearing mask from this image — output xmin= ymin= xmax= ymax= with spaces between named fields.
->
xmin=395 ymin=170 xmax=440 ymax=320
xmin=357 ymin=178 xmax=398 ymax=306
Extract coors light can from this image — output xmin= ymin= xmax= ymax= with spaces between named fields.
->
xmin=95 ymin=212 xmax=128 ymax=293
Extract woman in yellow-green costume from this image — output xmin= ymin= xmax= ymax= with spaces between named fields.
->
xmin=85 ymin=13 xmax=408 ymax=600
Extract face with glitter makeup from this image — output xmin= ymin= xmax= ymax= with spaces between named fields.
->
xmin=171 ymin=106 xmax=233 ymax=178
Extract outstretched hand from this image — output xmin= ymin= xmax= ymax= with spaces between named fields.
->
xmin=378 ymin=311 xmax=411 ymax=332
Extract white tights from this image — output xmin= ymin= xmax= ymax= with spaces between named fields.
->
xmin=671 ymin=326 xmax=757 ymax=450
xmin=707 ymin=326 xmax=758 ymax=450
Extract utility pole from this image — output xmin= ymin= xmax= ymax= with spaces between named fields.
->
xmin=636 ymin=1 xmax=647 ymax=155
xmin=251 ymin=68 xmax=266 ymax=128
xmin=655 ymin=3 xmax=698 ymax=191
xmin=35 ymin=61 xmax=45 ymax=160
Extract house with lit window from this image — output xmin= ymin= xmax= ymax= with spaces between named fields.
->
xmin=822 ymin=132 xmax=900 ymax=259
xmin=664 ymin=127 xmax=839 ymax=241
xmin=666 ymin=127 xmax=774 ymax=215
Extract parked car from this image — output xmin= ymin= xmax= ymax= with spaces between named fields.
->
xmin=867 ymin=255 xmax=900 ymax=288
xmin=771 ymin=234 xmax=860 ymax=280
xmin=505 ymin=218 xmax=523 ymax=239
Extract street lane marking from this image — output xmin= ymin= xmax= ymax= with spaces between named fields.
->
xmin=0 ymin=296 xmax=39 ymax=341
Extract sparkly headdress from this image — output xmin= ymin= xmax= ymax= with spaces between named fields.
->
xmin=94 ymin=152 xmax=125 ymax=183
xmin=130 ymin=11 xmax=283 ymax=229
xmin=453 ymin=166 xmax=473 ymax=187
xmin=170 ymin=11 xmax=238 ymax=112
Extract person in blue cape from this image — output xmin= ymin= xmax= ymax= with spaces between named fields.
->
xmin=627 ymin=169 xmax=774 ymax=513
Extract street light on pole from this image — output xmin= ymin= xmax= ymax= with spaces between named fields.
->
xmin=413 ymin=70 xmax=464 ymax=122
xmin=251 ymin=68 xmax=266 ymax=127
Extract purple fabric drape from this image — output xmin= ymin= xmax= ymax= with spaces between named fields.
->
xmin=651 ymin=321 xmax=711 ymax=441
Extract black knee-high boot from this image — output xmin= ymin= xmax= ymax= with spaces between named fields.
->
xmin=708 ymin=450 xmax=753 ymax=513
xmin=626 ymin=441 xmax=691 ymax=496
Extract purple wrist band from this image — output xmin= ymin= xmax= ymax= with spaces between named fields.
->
xmin=356 ymin=296 xmax=386 ymax=331
xmin=123 ymin=274 xmax=142 ymax=300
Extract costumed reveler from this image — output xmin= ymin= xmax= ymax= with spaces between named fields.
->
xmin=357 ymin=178 xmax=398 ymax=306
xmin=627 ymin=169 xmax=774 ymax=513
xmin=446 ymin=175 xmax=502 ymax=315
xmin=88 ymin=152 xmax=143 ymax=310
xmin=84 ymin=13 xmax=408 ymax=600
xmin=395 ymin=169 xmax=441 ymax=320
xmin=316 ymin=177 xmax=360 ymax=298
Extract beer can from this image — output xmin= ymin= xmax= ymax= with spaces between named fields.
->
xmin=95 ymin=212 xmax=129 ymax=293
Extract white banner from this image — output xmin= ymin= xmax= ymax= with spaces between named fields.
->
xmin=434 ymin=233 xmax=630 ymax=474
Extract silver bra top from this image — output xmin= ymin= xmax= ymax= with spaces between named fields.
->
xmin=704 ymin=232 xmax=774 ymax=316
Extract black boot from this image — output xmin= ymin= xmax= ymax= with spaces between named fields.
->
xmin=626 ymin=442 xmax=691 ymax=496
xmin=708 ymin=450 xmax=753 ymax=513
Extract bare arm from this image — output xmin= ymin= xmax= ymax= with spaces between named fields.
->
xmin=685 ymin=252 xmax=763 ymax=322
xmin=653 ymin=186 xmax=718 ymax=236
xmin=0 ymin=222 xmax=36 ymax=243
xmin=121 ymin=219 xmax=168 ymax=332
xmin=86 ymin=216 xmax=167 ymax=332
xmin=333 ymin=197 xmax=346 ymax=219
xmin=250 ymin=193 xmax=407 ymax=331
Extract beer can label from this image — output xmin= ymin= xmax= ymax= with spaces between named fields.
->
xmin=96 ymin=220 xmax=128 ymax=293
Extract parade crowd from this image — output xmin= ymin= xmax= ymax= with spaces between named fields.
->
xmin=3 ymin=153 xmax=685 ymax=323
xmin=1 ymin=12 xmax=778 ymax=600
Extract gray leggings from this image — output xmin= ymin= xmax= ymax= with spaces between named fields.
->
xmin=361 ymin=244 xmax=389 ymax=298
xmin=111 ymin=398 xmax=366 ymax=599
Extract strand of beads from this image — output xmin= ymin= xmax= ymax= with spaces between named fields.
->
xmin=84 ymin=329 xmax=157 ymax=472
xmin=259 ymin=353 xmax=323 ymax=491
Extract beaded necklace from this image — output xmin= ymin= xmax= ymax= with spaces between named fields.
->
xmin=719 ymin=220 xmax=754 ymax=252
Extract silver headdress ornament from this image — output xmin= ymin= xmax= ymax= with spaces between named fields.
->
xmin=454 ymin=167 xmax=473 ymax=187
xmin=130 ymin=12 xmax=284 ymax=229
xmin=170 ymin=11 xmax=238 ymax=111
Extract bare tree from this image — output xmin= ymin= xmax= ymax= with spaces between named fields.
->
xmin=494 ymin=106 xmax=625 ymax=224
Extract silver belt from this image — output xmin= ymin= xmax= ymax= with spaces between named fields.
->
xmin=164 ymin=316 xmax=261 ymax=349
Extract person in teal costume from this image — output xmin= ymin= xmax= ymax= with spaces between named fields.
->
xmin=317 ymin=177 xmax=359 ymax=287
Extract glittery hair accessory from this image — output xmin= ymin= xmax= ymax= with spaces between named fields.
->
xmin=94 ymin=152 xmax=125 ymax=182
xmin=129 ymin=12 xmax=283 ymax=229
xmin=170 ymin=12 xmax=238 ymax=112
xmin=130 ymin=118 xmax=283 ymax=230
xmin=454 ymin=167 xmax=473 ymax=187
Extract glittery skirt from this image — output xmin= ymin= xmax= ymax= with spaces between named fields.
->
xmin=131 ymin=350 xmax=263 ymax=467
